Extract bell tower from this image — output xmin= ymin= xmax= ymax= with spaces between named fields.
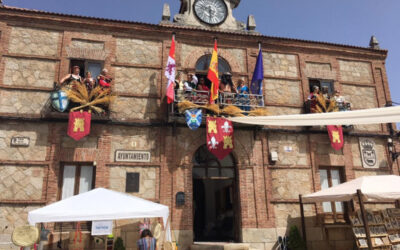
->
xmin=162 ymin=0 xmax=256 ymax=32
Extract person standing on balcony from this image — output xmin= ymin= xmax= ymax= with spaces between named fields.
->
xmin=237 ymin=79 xmax=250 ymax=111
xmin=97 ymin=68 xmax=113 ymax=89
xmin=197 ymin=77 xmax=209 ymax=103
xmin=308 ymin=86 xmax=320 ymax=113
xmin=174 ymin=72 xmax=184 ymax=102
xmin=333 ymin=90 xmax=348 ymax=111
xmin=83 ymin=71 xmax=95 ymax=92
xmin=184 ymin=73 xmax=198 ymax=91
xmin=60 ymin=65 xmax=82 ymax=87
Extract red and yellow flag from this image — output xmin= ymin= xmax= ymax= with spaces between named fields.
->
xmin=207 ymin=40 xmax=219 ymax=103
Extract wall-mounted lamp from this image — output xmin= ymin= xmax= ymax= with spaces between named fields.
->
xmin=387 ymin=138 xmax=400 ymax=161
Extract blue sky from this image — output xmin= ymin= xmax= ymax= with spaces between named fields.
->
xmin=4 ymin=0 xmax=400 ymax=104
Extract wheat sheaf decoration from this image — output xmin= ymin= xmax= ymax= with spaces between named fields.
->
xmin=62 ymin=81 xmax=117 ymax=114
xmin=314 ymin=94 xmax=339 ymax=113
xmin=177 ymin=100 xmax=269 ymax=117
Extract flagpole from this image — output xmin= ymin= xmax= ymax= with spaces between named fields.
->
xmin=258 ymin=41 xmax=261 ymax=50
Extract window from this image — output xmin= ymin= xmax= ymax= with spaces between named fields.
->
xmin=319 ymin=167 xmax=346 ymax=223
xmin=195 ymin=55 xmax=231 ymax=74
xmin=309 ymin=79 xmax=334 ymax=96
xmin=70 ymin=59 xmax=103 ymax=79
xmin=60 ymin=164 xmax=95 ymax=200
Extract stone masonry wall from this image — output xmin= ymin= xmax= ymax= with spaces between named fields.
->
xmin=180 ymin=43 xmax=246 ymax=72
xmin=111 ymin=97 xmax=160 ymax=120
xmin=264 ymin=79 xmax=302 ymax=106
xmin=3 ymin=57 xmax=56 ymax=88
xmin=304 ymin=62 xmax=336 ymax=79
xmin=267 ymin=133 xmax=309 ymax=166
xmin=113 ymin=67 xmax=159 ymax=95
xmin=0 ymin=165 xmax=45 ymax=200
xmin=8 ymin=27 xmax=60 ymax=57
xmin=270 ymin=169 xmax=312 ymax=199
xmin=342 ymin=84 xmax=380 ymax=132
xmin=0 ymin=89 xmax=49 ymax=115
xmin=263 ymin=52 xmax=298 ymax=78
xmin=338 ymin=60 xmax=373 ymax=83
xmin=70 ymin=39 xmax=104 ymax=50
xmin=109 ymin=166 xmax=158 ymax=200
xmin=115 ymin=38 xmax=161 ymax=65
xmin=0 ymin=122 xmax=48 ymax=161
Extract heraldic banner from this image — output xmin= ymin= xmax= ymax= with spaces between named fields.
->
xmin=206 ymin=117 xmax=234 ymax=160
xmin=68 ymin=111 xmax=92 ymax=141
xmin=327 ymin=125 xmax=344 ymax=151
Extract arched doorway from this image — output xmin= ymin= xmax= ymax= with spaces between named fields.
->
xmin=195 ymin=55 xmax=231 ymax=90
xmin=192 ymin=145 xmax=238 ymax=242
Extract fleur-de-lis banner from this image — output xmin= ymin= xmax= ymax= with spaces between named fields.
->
xmin=206 ymin=117 xmax=234 ymax=160
xmin=67 ymin=111 xmax=92 ymax=141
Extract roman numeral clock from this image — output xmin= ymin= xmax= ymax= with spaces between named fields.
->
xmin=172 ymin=0 xmax=246 ymax=31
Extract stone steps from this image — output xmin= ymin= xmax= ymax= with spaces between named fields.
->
xmin=191 ymin=242 xmax=250 ymax=250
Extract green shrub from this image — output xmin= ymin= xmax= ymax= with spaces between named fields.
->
xmin=287 ymin=225 xmax=306 ymax=250
xmin=114 ymin=237 xmax=125 ymax=250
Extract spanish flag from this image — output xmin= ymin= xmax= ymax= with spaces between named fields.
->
xmin=207 ymin=40 xmax=219 ymax=103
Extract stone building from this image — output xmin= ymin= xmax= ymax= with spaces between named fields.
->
xmin=0 ymin=0 xmax=399 ymax=249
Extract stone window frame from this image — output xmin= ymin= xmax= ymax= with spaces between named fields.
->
xmin=318 ymin=166 xmax=349 ymax=225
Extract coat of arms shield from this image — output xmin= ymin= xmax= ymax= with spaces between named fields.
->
xmin=50 ymin=90 xmax=69 ymax=112
xmin=185 ymin=109 xmax=202 ymax=130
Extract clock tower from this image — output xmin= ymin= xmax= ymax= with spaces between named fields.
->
xmin=169 ymin=0 xmax=248 ymax=31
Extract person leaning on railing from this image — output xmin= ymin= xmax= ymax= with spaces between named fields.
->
xmin=183 ymin=73 xmax=198 ymax=102
xmin=236 ymin=79 xmax=250 ymax=111
xmin=197 ymin=77 xmax=210 ymax=103
xmin=60 ymin=65 xmax=82 ymax=88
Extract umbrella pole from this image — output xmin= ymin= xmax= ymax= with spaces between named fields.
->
xmin=299 ymin=195 xmax=308 ymax=249
xmin=357 ymin=189 xmax=372 ymax=250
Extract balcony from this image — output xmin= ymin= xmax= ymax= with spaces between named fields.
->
xmin=170 ymin=90 xmax=265 ymax=116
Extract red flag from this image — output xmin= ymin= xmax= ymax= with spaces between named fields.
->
xmin=165 ymin=36 xmax=176 ymax=104
xmin=327 ymin=125 xmax=344 ymax=150
xmin=207 ymin=40 xmax=219 ymax=103
xmin=206 ymin=117 xmax=234 ymax=160
xmin=68 ymin=111 xmax=91 ymax=141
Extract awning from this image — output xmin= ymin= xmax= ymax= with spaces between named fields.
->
xmin=303 ymin=175 xmax=400 ymax=203
xmin=28 ymin=188 xmax=171 ymax=241
xmin=228 ymin=106 xmax=400 ymax=126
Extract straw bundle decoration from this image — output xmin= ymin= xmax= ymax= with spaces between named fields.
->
xmin=316 ymin=94 xmax=327 ymax=112
xmin=314 ymin=94 xmax=339 ymax=113
xmin=177 ymin=100 xmax=200 ymax=113
xmin=203 ymin=104 xmax=220 ymax=115
xmin=62 ymin=81 xmax=116 ymax=114
xmin=221 ymin=105 xmax=245 ymax=117
xmin=248 ymin=108 xmax=269 ymax=116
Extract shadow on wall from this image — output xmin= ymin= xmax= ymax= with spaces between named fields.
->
xmin=144 ymin=73 xmax=158 ymax=121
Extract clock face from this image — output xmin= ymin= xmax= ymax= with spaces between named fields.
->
xmin=194 ymin=0 xmax=228 ymax=26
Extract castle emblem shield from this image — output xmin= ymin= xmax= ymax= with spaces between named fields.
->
xmin=359 ymin=138 xmax=377 ymax=168
xmin=50 ymin=90 xmax=69 ymax=112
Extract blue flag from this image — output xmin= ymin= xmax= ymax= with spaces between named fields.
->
xmin=250 ymin=48 xmax=264 ymax=96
